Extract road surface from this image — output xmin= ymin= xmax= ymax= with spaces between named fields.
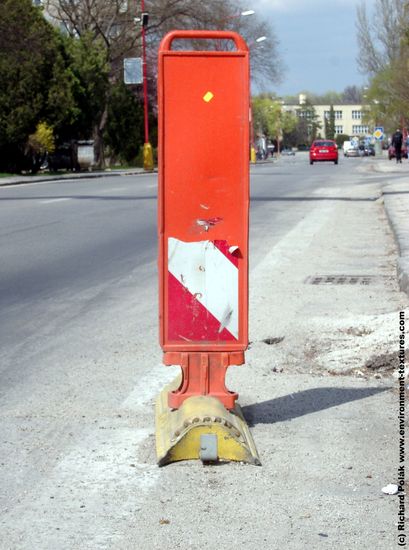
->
xmin=0 ymin=154 xmax=407 ymax=549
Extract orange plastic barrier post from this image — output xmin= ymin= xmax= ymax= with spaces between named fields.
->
xmin=158 ymin=31 xmax=250 ymax=410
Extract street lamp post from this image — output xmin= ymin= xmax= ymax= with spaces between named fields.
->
xmin=277 ymin=99 xmax=285 ymax=156
xmin=140 ymin=1 xmax=153 ymax=170
xmin=372 ymin=99 xmax=383 ymax=157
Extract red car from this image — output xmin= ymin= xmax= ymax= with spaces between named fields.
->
xmin=309 ymin=140 xmax=338 ymax=165
xmin=388 ymin=144 xmax=408 ymax=160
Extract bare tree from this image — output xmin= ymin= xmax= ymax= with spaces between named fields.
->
xmin=357 ymin=0 xmax=409 ymax=128
xmin=146 ymin=0 xmax=282 ymax=87
xmin=356 ymin=0 xmax=407 ymax=75
xmin=45 ymin=0 xmax=140 ymax=78
xmin=46 ymin=0 xmax=282 ymax=86
xmin=342 ymin=85 xmax=363 ymax=104
xmin=44 ymin=0 xmax=283 ymax=165
xmin=44 ymin=0 xmax=143 ymax=166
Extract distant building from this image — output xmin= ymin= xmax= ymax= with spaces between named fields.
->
xmin=283 ymin=94 xmax=371 ymax=139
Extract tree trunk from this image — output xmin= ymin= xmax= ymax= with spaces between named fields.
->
xmin=93 ymin=103 xmax=109 ymax=169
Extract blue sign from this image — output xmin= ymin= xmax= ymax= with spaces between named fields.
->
xmin=374 ymin=127 xmax=384 ymax=140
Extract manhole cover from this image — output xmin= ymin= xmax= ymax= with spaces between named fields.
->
xmin=304 ymin=275 xmax=375 ymax=285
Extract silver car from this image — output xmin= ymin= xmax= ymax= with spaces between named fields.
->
xmin=345 ymin=147 xmax=359 ymax=157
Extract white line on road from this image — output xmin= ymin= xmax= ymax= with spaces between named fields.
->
xmin=99 ymin=187 xmax=127 ymax=193
xmin=40 ymin=198 xmax=71 ymax=204
xmin=121 ymin=364 xmax=178 ymax=411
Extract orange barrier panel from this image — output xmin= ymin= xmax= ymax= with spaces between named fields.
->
xmin=158 ymin=31 xmax=250 ymax=409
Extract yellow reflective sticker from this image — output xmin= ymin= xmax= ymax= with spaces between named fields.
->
xmin=203 ymin=91 xmax=214 ymax=103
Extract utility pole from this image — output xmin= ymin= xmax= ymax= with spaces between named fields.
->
xmin=141 ymin=2 xmax=153 ymax=170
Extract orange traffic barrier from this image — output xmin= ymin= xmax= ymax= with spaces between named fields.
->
xmin=158 ymin=30 xmax=250 ymax=410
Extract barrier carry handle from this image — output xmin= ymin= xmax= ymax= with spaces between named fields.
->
xmin=159 ymin=30 xmax=249 ymax=52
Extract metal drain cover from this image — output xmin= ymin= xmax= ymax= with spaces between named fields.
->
xmin=304 ymin=275 xmax=375 ymax=285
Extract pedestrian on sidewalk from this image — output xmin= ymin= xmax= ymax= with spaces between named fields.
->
xmin=392 ymin=128 xmax=403 ymax=163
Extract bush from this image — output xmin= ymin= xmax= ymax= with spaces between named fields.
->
xmin=336 ymin=134 xmax=350 ymax=147
xmin=104 ymin=82 xmax=144 ymax=164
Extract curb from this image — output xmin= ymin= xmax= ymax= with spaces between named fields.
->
xmin=398 ymin=257 xmax=409 ymax=298
xmin=381 ymin=181 xmax=409 ymax=298
xmin=0 ymin=169 xmax=156 ymax=187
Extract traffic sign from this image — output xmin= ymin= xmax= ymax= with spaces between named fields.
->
xmin=123 ymin=57 xmax=142 ymax=84
xmin=373 ymin=127 xmax=384 ymax=140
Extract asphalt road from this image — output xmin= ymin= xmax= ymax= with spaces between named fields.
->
xmin=0 ymin=154 xmax=406 ymax=549
xmin=0 ymin=158 xmax=345 ymax=366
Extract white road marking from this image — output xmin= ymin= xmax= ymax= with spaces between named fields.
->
xmin=121 ymin=364 xmax=179 ymax=410
xmin=40 ymin=198 xmax=71 ymax=204
xmin=99 ymin=187 xmax=127 ymax=193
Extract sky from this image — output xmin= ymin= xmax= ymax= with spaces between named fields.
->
xmin=251 ymin=0 xmax=371 ymax=96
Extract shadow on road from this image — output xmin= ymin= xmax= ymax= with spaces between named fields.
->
xmin=242 ymin=386 xmax=389 ymax=426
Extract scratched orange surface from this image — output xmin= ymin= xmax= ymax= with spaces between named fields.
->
xmin=158 ymin=31 xmax=250 ymax=352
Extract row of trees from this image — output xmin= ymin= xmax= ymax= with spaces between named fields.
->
xmin=0 ymin=0 xmax=145 ymax=172
xmin=356 ymin=0 xmax=409 ymax=133
xmin=252 ymin=96 xmax=345 ymax=149
xmin=0 ymin=0 xmax=282 ymax=173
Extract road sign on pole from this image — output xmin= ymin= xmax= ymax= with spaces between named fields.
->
xmin=123 ymin=58 xmax=142 ymax=85
xmin=373 ymin=127 xmax=384 ymax=140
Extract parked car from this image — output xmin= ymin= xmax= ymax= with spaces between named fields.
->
xmin=344 ymin=146 xmax=359 ymax=158
xmin=309 ymin=140 xmax=338 ymax=165
xmin=364 ymin=144 xmax=375 ymax=156
xmin=48 ymin=144 xmax=80 ymax=172
xmin=388 ymin=144 xmax=408 ymax=160
xmin=342 ymin=140 xmax=352 ymax=156
xmin=358 ymin=145 xmax=366 ymax=157
xmin=281 ymin=148 xmax=295 ymax=156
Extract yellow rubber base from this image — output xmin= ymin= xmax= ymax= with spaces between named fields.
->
xmin=155 ymin=379 xmax=261 ymax=466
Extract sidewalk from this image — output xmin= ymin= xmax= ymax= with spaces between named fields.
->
xmin=366 ymin=157 xmax=409 ymax=297
xmin=0 ymin=167 xmax=150 ymax=187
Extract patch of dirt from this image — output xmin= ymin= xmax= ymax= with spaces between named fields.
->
xmin=338 ymin=327 xmax=374 ymax=337
xmin=363 ymin=350 xmax=402 ymax=373
xmin=327 ymin=349 xmax=407 ymax=379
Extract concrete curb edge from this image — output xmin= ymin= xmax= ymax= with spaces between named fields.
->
xmin=0 ymin=169 xmax=156 ymax=187
xmin=382 ymin=183 xmax=409 ymax=298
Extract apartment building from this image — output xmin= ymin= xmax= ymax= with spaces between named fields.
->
xmin=283 ymin=95 xmax=371 ymax=138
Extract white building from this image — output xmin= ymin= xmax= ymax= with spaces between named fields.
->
xmin=283 ymin=95 xmax=371 ymax=139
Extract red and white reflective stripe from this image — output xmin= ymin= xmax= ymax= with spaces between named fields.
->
xmin=168 ymin=237 xmax=238 ymax=340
